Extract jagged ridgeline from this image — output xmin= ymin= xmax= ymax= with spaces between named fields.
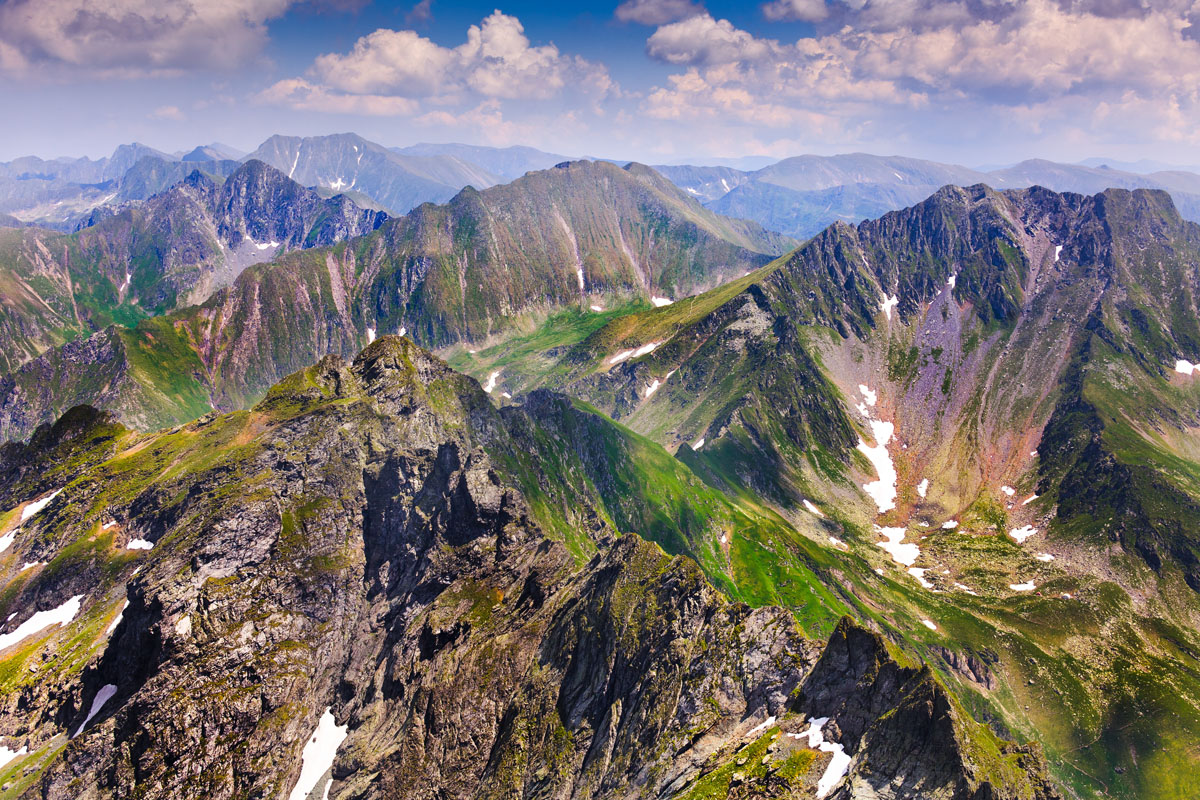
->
xmin=0 ymin=160 xmax=794 ymax=441
xmin=451 ymin=185 xmax=1200 ymax=798
xmin=0 ymin=338 xmax=1057 ymax=799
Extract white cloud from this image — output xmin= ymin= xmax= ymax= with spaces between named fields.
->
xmin=0 ymin=0 xmax=295 ymax=76
xmin=149 ymin=104 xmax=184 ymax=120
xmin=615 ymin=0 xmax=705 ymax=25
xmin=262 ymin=11 xmax=614 ymax=115
xmin=762 ymin=0 xmax=828 ymax=22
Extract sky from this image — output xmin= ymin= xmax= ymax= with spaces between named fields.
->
xmin=1 ymin=0 xmax=1200 ymax=166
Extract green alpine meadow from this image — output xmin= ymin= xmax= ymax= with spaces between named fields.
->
xmin=3 ymin=3 xmax=1200 ymax=798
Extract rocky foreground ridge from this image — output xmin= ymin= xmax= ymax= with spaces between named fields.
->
xmin=0 ymin=338 xmax=1057 ymax=799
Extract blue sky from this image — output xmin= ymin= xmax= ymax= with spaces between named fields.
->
xmin=1 ymin=0 xmax=1199 ymax=166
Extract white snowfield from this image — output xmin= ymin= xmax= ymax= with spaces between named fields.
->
xmin=483 ymin=371 xmax=501 ymax=394
xmin=651 ymin=296 xmax=673 ymax=307
xmin=0 ymin=595 xmax=84 ymax=652
xmin=908 ymin=567 xmax=934 ymax=588
xmin=917 ymin=478 xmax=929 ymax=498
xmin=881 ymin=293 xmax=899 ymax=321
xmin=73 ymin=683 xmax=118 ymax=738
xmin=1001 ymin=485 xmax=1016 ymax=497
xmin=106 ymin=600 xmax=129 ymax=636
xmin=644 ymin=380 xmax=661 ymax=398
xmin=692 ymin=437 xmax=705 ymax=450
xmin=921 ymin=619 xmax=937 ymax=631
xmin=1035 ymin=553 xmax=1055 ymax=562
xmin=633 ymin=341 xmax=661 ymax=357
xmin=366 ymin=327 xmax=376 ymax=344
xmin=0 ymin=529 xmax=15 ymax=553
xmin=0 ymin=744 xmax=27 ymax=770
xmin=857 ymin=384 xmax=877 ymax=406
xmin=254 ymin=240 xmax=281 ymax=251
xmin=875 ymin=526 xmax=919 ymax=566
xmin=20 ymin=489 xmax=62 ymax=522
xmin=1010 ymin=581 xmax=1037 ymax=592
xmin=803 ymin=499 xmax=825 ymax=518
xmin=1055 ymin=245 xmax=1063 ymax=262
xmin=1010 ymin=525 xmax=1038 ymax=544
xmin=785 ymin=716 xmax=851 ymax=798
xmin=941 ymin=520 xmax=958 ymax=529
xmin=746 ymin=715 xmax=777 ymax=737
xmin=857 ymin=419 xmax=897 ymax=513
xmin=127 ymin=538 xmax=154 ymax=551
xmin=288 ymin=708 xmax=349 ymax=800
xmin=590 ymin=304 xmax=603 ymax=312
xmin=1175 ymin=359 xmax=1197 ymax=376
xmin=608 ymin=349 xmax=635 ymax=365
xmin=1021 ymin=493 xmax=1039 ymax=506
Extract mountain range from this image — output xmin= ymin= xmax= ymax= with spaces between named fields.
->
xmin=1 ymin=136 xmax=1200 ymax=799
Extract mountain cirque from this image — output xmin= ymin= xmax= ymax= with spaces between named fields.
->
xmin=0 ymin=339 xmax=1057 ymax=799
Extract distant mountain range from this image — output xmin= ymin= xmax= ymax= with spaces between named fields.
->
xmin=656 ymin=153 xmax=1200 ymax=238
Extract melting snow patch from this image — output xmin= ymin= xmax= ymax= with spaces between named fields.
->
xmin=590 ymin=304 xmax=603 ymax=312
xmin=954 ymin=582 xmax=979 ymax=596
xmin=1054 ymin=245 xmax=1063 ymax=262
xmin=803 ymin=499 xmax=825 ymax=518
xmin=102 ymin=520 xmax=117 ymax=530
xmin=288 ymin=708 xmax=349 ymax=800
xmin=106 ymin=601 xmax=129 ymax=636
xmin=921 ymin=619 xmax=937 ymax=631
xmin=1009 ymin=525 xmax=1037 ymax=544
xmin=644 ymin=380 xmax=661 ymax=398
xmin=881 ymin=293 xmax=899 ymax=321
xmin=126 ymin=538 xmax=153 ymax=551
xmin=1009 ymin=581 xmax=1036 ymax=592
xmin=875 ymin=526 xmax=919 ymax=566
xmin=0 ymin=530 xmax=15 ymax=553
xmin=817 ymin=744 xmax=850 ymax=796
xmin=366 ymin=327 xmax=376 ymax=344
xmin=1175 ymin=360 xmax=1197 ymax=376
xmin=633 ymin=341 xmax=661 ymax=357
xmin=746 ymin=715 xmax=777 ymax=737
xmin=20 ymin=561 xmax=44 ymax=571
xmin=1035 ymin=553 xmax=1055 ymax=562
xmin=692 ymin=437 xmax=705 ymax=450
xmin=608 ymin=349 xmax=635 ymax=365
xmin=1001 ymin=485 xmax=1016 ymax=497
xmin=857 ymin=420 xmax=897 ymax=512
xmin=947 ymin=274 xmax=956 ymax=289
xmin=941 ymin=520 xmax=958 ymax=529
xmin=0 ymin=744 xmax=27 ymax=769
xmin=483 ymin=371 xmax=501 ymax=394
xmin=20 ymin=489 xmax=62 ymax=522
xmin=1062 ymin=593 xmax=1073 ymax=599
xmin=0 ymin=595 xmax=83 ymax=651
xmin=576 ymin=267 xmax=585 ymax=292
xmin=254 ymin=241 xmax=281 ymax=251
xmin=398 ymin=326 xmax=407 ymax=338
xmin=908 ymin=567 xmax=934 ymax=588
xmin=120 ymin=272 xmax=131 ymax=293
xmin=73 ymin=684 xmax=117 ymax=738
xmin=917 ymin=478 xmax=929 ymax=498
xmin=1021 ymin=494 xmax=1038 ymax=506
xmin=829 ymin=536 xmax=846 ymax=549
xmin=858 ymin=385 xmax=877 ymax=406
xmin=651 ymin=296 xmax=673 ymax=307
xmin=874 ymin=567 xmax=885 ymax=576
xmin=501 ymin=392 xmax=512 ymax=399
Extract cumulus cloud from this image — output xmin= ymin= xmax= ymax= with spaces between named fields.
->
xmin=640 ymin=0 xmax=1200 ymax=144
xmin=0 ymin=0 xmax=296 ymax=76
xmin=261 ymin=11 xmax=614 ymax=114
xmin=615 ymin=0 xmax=705 ymax=25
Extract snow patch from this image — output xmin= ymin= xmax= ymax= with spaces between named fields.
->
xmin=590 ymin=304 xmax=603 ymax=312
xmin=1001 ymin=485 xmax=1016 ymax=497
xmin=73 ymin=683 xmax=117 ymax=738
xmin=633 ymin=341 xmax=661 ymax=357
xmin=20 ymin=489 xmax=62 ymax=522
xmin=785 ymin=717 xmax=848 ymax=798
xmin=576 ymin=266 xmax=585 ymax=292
xmin=746 ymin=715 xmax=776 ymax=737
xmin=1175 ymin=359 xmax=1196 ymax=376
xmin=399 ymin=326 xmax=407 ymax=337
xmin=0 ymin=595 xmax=83 ymax=651
xmin=1054 ymin=245 xmax=1063 ymax=262
xmin=366 ymin=327 xmax=376 ymax=344
xmin=947 ymin=273 xmax=956 ymax=289
xmin=126 ymin=538 xmax=153 ymax=551
xmin=483 ymin=371 xmax=501 ymax=394
xmin=608 ymin=349 xmax=635 ymax=365
xmin=875 ymin=526 xmax=919 ymax=566
xmin=880 ymin=293 xmax=899 ymax=321
xmin=1035 ymin=552 xmax=1055 ymax=562
xmin=287 ymin=708 xmax=349 ymax=800
xmin=1009 ymin=525 xmax=1037 ymax=544
xmin=829 ymin=536 xmax=846 ymax=548
xmin=692 ymin=437 xmax=705 ymax=450
xmin=501 ymin=392 xmax=512 ymax=399
xmin=20 ymin=561 xmax=44 ymax=571
xmin=908 ymin=567 xmax=934 ymax=588
xmin=941 ymin=520 xmax=958 ymax=529
xmin=1021 ymin=493 xmax=1039 ymax=506
xmin=643 ymin=380 xmax=661 ymax=398
xmin=254 ymin=240 xmax=281 ymax=251
xmin=803 ymin=499 xmax=825 ymax=518
xmin=954 ymin=582 xmax=979 ymax=596
xmin=1009 ymin=581 xmax=1036 ymax=592
xmin=857 ymin=420 xmax=897 ymax=512
xmin=651 ymin=296 xmax=673 ymax=307
xmin=102 ymin=520 xmax=117 ymax=530
xmin=120 ymin=271 xmax=131 ymax=294
xmin=106 ymin=601 xmax=129 ymax=636
xmin=0 ymin=530 xmax=15 ymax=553
xmin=0 ymin=744 xmax=27 ymax=769
xmin=921 ymin=619 xmax=937 ymax=631
xmin=858 ymin=384 xmax=877 ymax=406
xmin=917 ymin=478 xmax=929 ymax=498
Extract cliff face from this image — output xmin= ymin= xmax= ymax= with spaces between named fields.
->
xmin=0 ymin=338 xmax=1056 ymax=799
